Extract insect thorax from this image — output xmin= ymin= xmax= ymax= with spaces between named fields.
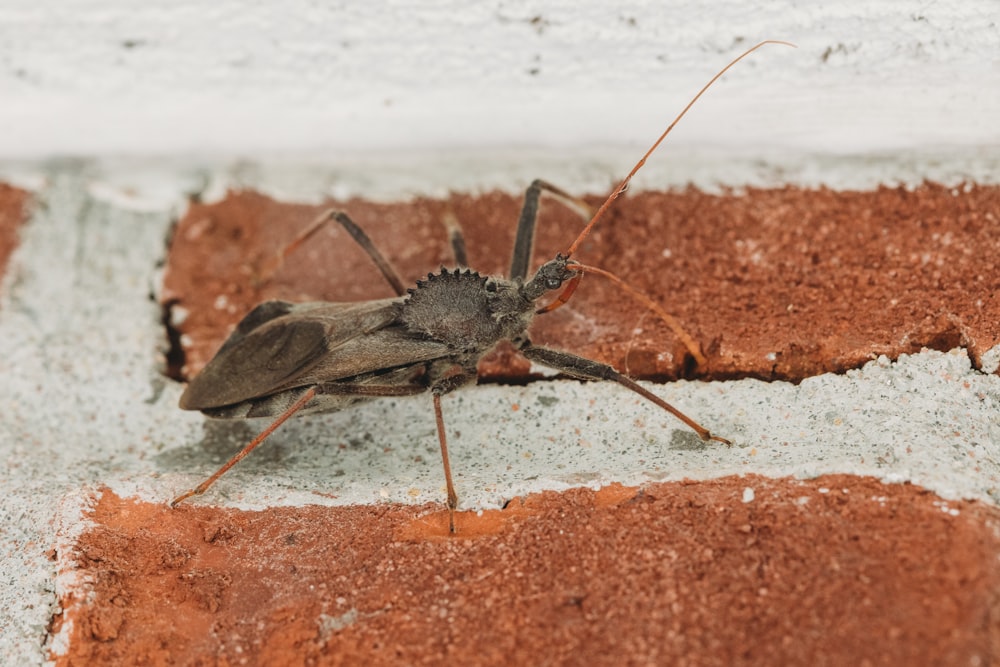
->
xmin=400 ymin=268 xmax=532 ymax=351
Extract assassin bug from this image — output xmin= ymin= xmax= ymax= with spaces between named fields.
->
xmin=170 ymin=41 xmax=793 ymax=531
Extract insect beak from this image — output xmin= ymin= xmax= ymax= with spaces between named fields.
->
xmin=535 ymin=270 xmax=583 ymax=315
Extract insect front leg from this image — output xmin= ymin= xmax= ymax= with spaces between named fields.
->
xmin=509 ymin=180 xmax=593 ymax=281
xmin=520 ymin=344 xmax=731 ymax=445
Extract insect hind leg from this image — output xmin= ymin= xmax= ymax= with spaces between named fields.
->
xmin=170 ymin=387 xmax=320 ymax=507
xmin=172 ymin=381 xmax=431 ymax=507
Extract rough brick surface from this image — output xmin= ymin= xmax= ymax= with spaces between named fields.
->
xmin=54 ymin=477 xmax=1000 ymax=666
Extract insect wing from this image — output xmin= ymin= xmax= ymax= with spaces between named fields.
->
xmin=285 ymin=324 xmax=453 ymax=391
xmin=179 ymin=298 xmax=404 ymax=411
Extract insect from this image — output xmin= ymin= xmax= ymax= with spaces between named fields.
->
xmin=170 ymin=41 xmax=792 ymax=531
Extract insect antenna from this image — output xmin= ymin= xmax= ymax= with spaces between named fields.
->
xmin=564 ymin=261 xmax=707 ymax=368
xmin=542 ymin=40 xmax=795 ymax=369
xmin=563 ymin=39 xmax=796 ymax=259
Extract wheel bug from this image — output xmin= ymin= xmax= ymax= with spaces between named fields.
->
xmin=170 ymin=41 xmax=793 ymax=531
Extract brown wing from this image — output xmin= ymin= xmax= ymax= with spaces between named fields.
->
xmin=179 ymin=298 xmax=449 ymax=411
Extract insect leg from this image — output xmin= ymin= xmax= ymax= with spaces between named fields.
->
xmin=315 ymin=382 xmax=428 ymax=398
xmin=427 ymin=365 xmax=478 ymax=533
xmin=509 ymin=180 xmax=593 ymax=281
xmin=172 ymin=382 xmax=431 ymax=507
xmin=440 ymin=208 xmax=468 ymax=267
xmin=170 ymin=386 xmax=319 ymax=506
xmin=259 ymin=209 xmax=408 ymax=296
xmin=520 ymin=345 xmax=731 ymax=445
xmin=432 ymin=393 xmax=459 ymax=533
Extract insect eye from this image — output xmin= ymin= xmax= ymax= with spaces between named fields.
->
xmin=545 ymin=278 xmax=561 ymax=289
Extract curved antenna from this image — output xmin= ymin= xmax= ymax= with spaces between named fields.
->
xmin=567 ymin=261 xmax=707 ymax=368
xmin=564 ymin=39 xmax=796 ymax=257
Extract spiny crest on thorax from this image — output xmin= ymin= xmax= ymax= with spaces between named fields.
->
xmin=401 ymin=267 xmax=515 ymax=350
